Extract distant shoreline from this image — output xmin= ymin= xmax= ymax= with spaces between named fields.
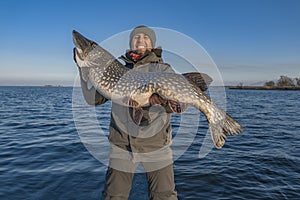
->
xmin=44 ymin=84 xmax=64 ymax=87
xmin=1 ymin=85 xmax=300 ymax=90
xmin=228 ymin=86 xmax=300 ymax=90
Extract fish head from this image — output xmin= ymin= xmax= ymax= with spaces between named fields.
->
xmin=72 ymin=30 xmax=114 ymax=68
xmin=73 ymin=30 xmax=95 ymax=66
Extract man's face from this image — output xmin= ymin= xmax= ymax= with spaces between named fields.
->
xmin=131 ymin=33 xmax=153 ymax=53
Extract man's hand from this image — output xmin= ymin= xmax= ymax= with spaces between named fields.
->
xmin=149 ymin=93 xmax=168 ymax=106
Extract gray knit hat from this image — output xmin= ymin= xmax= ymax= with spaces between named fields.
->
xmin=129 ymin=25 xmax=156 ymax=49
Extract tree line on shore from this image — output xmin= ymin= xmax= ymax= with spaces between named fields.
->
xmin=264 ymin=75 xmax=300 ymax=87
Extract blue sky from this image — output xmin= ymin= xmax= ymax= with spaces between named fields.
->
xmin=0 ymin=0 xmax=299 ymax=86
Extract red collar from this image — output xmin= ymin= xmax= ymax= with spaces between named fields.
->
xmin=129 ymin=52 xmax=143 ymax=62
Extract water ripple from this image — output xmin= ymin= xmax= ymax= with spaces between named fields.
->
xmin=0 ymin=87 xmax=299 ymax=199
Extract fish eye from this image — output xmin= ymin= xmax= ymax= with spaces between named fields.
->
xmin=84 ymin=51 xmax=88 ymax=57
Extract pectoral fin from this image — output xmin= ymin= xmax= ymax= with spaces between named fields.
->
xmin=122 ymin=97 xmax=144 ymax=125
xmin=132 ymin=107 xmax=144 ymax=125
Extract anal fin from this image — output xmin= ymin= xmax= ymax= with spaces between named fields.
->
xmin=132 ymin=107 xmax=144 ymax=125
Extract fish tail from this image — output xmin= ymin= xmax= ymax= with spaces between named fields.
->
xmin=192 ymin=89 xmax=243 ymax=148
xmin=209 ymin=112 xmax=243 ymax=149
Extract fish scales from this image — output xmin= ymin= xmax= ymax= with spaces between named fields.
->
xmin=72 ymin=30 xmax=243 ymax=148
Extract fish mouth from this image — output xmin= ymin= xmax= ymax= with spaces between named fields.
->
xmin=73 ymin=47 xmax=83 ymax=65
xmin=72 ymin=30 xmax=94 ymax=61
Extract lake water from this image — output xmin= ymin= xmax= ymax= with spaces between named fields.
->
xmin=0 ymin=86 xmax=299 ymax=199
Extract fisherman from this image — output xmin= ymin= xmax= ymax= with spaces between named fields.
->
xmin=77 ymin=25 xmax=178 ymax=200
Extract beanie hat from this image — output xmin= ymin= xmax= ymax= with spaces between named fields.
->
xmin=129 ymin=25 xmax=156 ymax=49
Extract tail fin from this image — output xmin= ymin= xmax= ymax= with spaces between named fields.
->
xmin=209 ymin=113 xmax=243 ymax=149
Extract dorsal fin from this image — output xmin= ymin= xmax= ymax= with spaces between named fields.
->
xmin=182 ymin=72 xmax=213 ymax=91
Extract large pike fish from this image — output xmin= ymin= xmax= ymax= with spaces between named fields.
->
xmin=72 ymin=30 xmax=243 ymax=148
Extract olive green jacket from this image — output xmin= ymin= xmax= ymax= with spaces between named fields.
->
xmin=78 ymin=48 xmax=174 ymax=162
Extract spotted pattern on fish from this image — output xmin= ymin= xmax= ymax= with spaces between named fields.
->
xmin=72 ymin=30 xmax=243 ymax=148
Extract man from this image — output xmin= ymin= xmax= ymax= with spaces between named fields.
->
xmin=77 ymin=25 xmax=178 ymax=200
